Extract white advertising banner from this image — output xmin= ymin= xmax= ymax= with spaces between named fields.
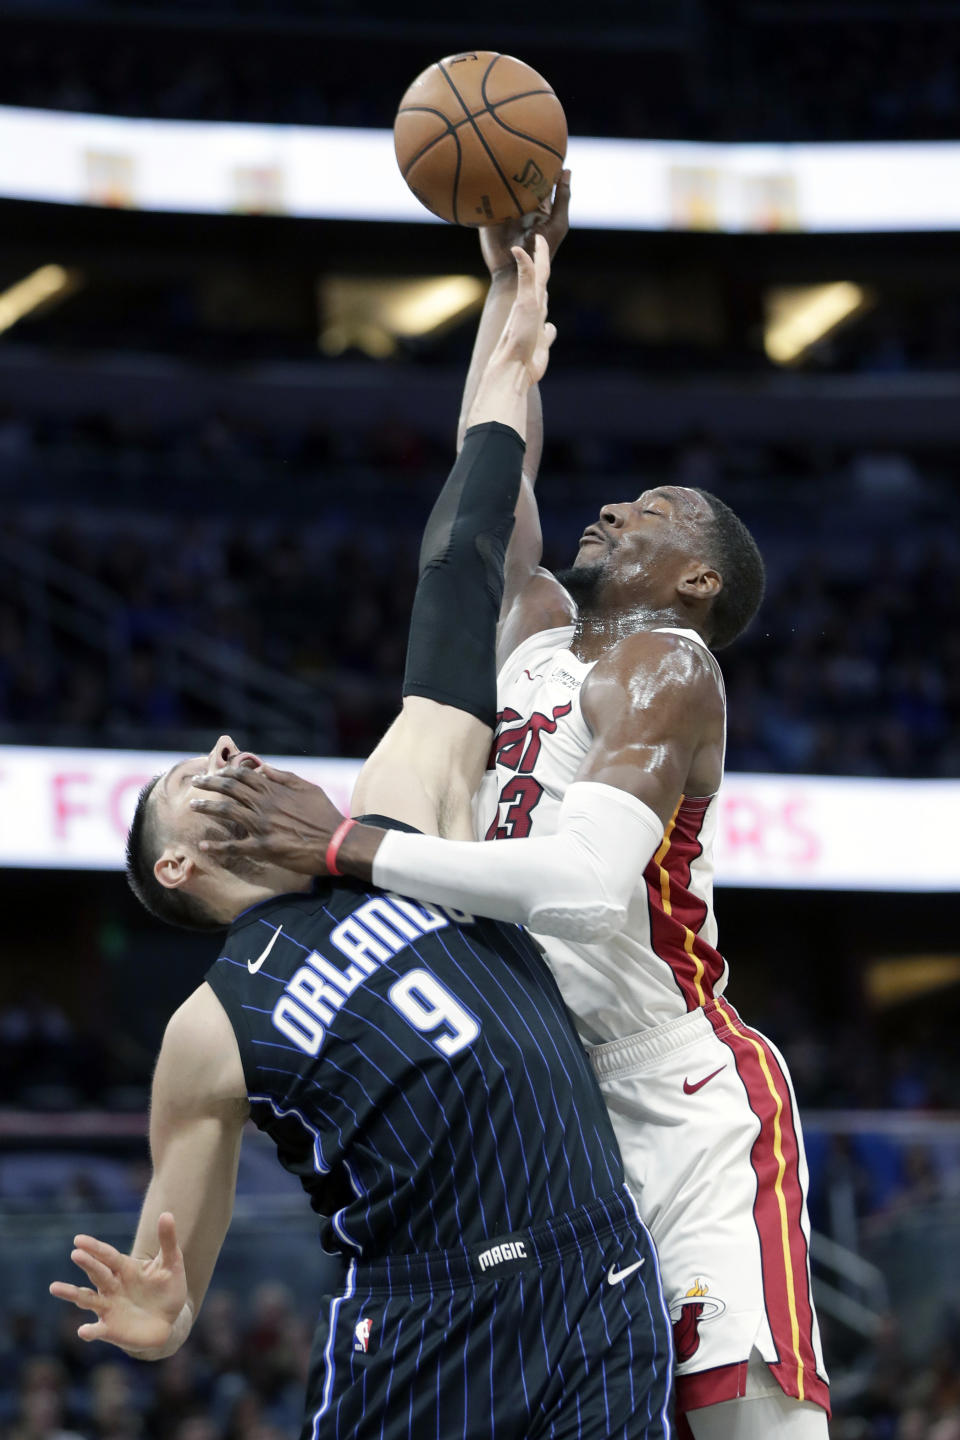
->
xmin=0 ymin=745 xmax=956 ymax=890
xmin=4 ymin=104 xmax=960 ymax=233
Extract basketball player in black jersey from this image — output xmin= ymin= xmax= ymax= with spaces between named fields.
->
xmin=50 ymin=238 xmax=673 ymax=1440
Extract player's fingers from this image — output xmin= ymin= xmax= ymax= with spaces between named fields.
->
xmin=77 ymin=1321 xmax=110 ymax=1342
xmin=197 ymin=837 xmax=245 ymax=862
xmin=191 ymin=772 xmax=257 ymax=803
xmin=552 ymin=169 xmax=571 ymax=219
xmin=189 ymin=797 xmax=251 ymax=829
xmin=73 ymin=1234 xmax=121 ymax=1268
xmin=49 ymin=1282 xmax=104 ymax=1313
xmin=532 ymin=233 xmax=551 ymax=290
xmin=259 ymin=763 xmax=299 ymax=785
xmin=49 ymin=1281 xmax=84 ymax=1306
xmin=157 ymin=1212 xmax=180 ymax=1267
xmin=512 ymin=246 xmax=540 ymax=307
xmin=511 ymin=243 xmax=534 ymax=278
xmin=71 ymin=1248 xmax=116 ymax=1290
xmin=544 ymin=322 xmax=558 ymax=349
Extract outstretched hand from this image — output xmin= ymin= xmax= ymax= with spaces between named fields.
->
xmin=49 ymin=1212 xmax=187 ymax=1356
xmin=189 ymin=762 xmax=345 ymax=874
xmin=480 ymin=169 xmax=571 ymax=276
xmin=490 ymin=232 xmax=556 ymax=386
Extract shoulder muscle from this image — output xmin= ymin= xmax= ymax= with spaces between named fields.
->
xmin=583 ymin=631 xmax=721 ymax=735
xmin=577 ymin=631 xmax=723 ymax=820
xmin=153 ymin=984 xmax=248 ymax=1130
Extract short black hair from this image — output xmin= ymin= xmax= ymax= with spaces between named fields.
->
xmin=692 ymin=490 xmax=766 ymax=649
xmin=125 ymin=775 xmax=225 ymax=933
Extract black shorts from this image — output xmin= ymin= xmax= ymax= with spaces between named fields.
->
xmin=300 ymin=1187 xmax=672 ymax=1440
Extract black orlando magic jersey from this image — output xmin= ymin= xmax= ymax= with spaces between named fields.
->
xmin=204 ymin=865 xmax=626 ymax=1262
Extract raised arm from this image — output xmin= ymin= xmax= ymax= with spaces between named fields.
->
xmin=458 ymin=173 xmax=571 ymax=630
xmin=328 ymin=236 xmax=557 ymax=839
xmin=192 ymin=241 xmax=557 ymax=851
xmin=50 ymin=984 xmax=248 ymax=1360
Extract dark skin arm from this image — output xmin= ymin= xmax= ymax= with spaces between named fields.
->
xmin=190 ymin=633 xmax=723 ymax=883
xmin=576 ymin=631 xmax=725 ymax=809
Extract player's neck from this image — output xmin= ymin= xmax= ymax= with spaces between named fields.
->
xmin=570 ymin=603 xmax=690 ymax=662
xmin=201 ymin=866 xmax=314 ymax=925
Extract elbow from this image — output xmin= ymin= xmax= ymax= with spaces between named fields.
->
xmin=527 ymin=898 xmax=628 ymax=944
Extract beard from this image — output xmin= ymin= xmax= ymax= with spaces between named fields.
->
xmin=554 ymin=560 xmax=606 ymax=614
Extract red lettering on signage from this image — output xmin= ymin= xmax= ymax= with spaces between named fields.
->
xmin=719 ymin=793 xmax=821 ymax=868
xmin=782 ymin=798 xmax=820 ymax=864
xmin=722 ymin=796 xmax=764 ymax=855
xmin=52 ymin=772 xmax=92 ymax=840
xmin=109 ymin=775 xmax=153 ymax=837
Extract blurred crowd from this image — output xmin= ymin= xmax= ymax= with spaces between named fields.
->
xmin=0 ymin=1285 xmax=313 ymax=1440
xmin=1 ymin=1269 xmax=959 ymax=1440
xmin=1 ymin=409 xmax=958 ymax=775
xmin=2 ymin=12 xmax=959 ymax=143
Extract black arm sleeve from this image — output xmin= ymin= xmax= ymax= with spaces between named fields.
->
xmin=402 ymin=421 xmax=525 ymax=728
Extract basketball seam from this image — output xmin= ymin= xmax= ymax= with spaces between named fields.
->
xmin=485 ymin=97 xmax=566 ymax=166
xmin=451 ymin=124 xmax=463 ymax=226
xmin=437 ymin=59 xmax=524 ymax=220
xmin=397 ymin=88 xmax=560 ymax=187
xmin=481 ymin=56 xmax=563 ymax=159
xmin=397 ymin=106 xmax=458 ymax=180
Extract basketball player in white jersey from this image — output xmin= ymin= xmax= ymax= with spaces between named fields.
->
xmin=192 ymin=183 xmax=830 ymax=1440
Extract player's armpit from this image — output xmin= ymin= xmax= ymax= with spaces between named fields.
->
xmin=576 ymin=630 xmax=725 ymax=824
xmin=497 ymin=562 xmax=576 ymax=668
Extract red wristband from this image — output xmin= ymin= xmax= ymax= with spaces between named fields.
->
xmin=325 ymin=817 xmax=357 ymax=877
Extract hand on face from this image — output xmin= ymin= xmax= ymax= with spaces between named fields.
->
xmin=479 ymin=169 xmax=571 ymax=276
xmin=189 ymin=762 xmax=344 ymax=875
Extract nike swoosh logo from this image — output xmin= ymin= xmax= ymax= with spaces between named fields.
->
xmin=248 ymin=925 xmax=283 ymax=974
xmin=683 ymin=1066 xmax=725 ymax=1095
xmin=607 ymin=1259 xmax=645 ymax=1285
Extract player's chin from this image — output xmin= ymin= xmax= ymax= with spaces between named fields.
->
xmin=571 ymin=542 xmax=610 ymax=570
xmin=572 ymin=546 xmax=599 ymax=567
xmin=553 ymin=560 xmax=606 ymax=605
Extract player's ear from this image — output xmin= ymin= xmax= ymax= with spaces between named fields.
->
xmin=154 ymin=845 xmax=197 ymax=892
xmin=677 ymin=564 xmax=721 ymax=601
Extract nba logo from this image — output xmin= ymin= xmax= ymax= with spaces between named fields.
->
xmin=354 ymin=1317 xmax=373 ymax=1353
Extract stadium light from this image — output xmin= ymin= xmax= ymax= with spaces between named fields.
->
xmin=764 ymin=282 xmax=870 ymax=366
xmin=865 ymin=955 xmax=960 ymax=1007
xmin=0 ymin=263 xmax=76 ymax=336
xmin=320 ymin=275 xmax=485 ymax=357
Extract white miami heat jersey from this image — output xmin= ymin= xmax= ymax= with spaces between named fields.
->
xmin=476 ymin=624 xmax=729 ymax=1041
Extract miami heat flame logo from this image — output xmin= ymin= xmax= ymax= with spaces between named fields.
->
xmin=486 ymin=703 xmax=572 ymax=840
xmin=669 ymin=1279 xmax=726 ymax=1363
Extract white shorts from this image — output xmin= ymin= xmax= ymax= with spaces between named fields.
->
xmin=589 ymin=996 xmax=830 ymax=1422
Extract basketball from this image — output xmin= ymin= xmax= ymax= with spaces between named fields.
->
xmin=394 ymin=52 xmax=567 ymax=227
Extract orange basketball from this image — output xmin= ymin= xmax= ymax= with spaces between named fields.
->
xmin=394 ymin=52 xmax=567 ymax=227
